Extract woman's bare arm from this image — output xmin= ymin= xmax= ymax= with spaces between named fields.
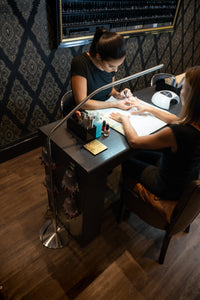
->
xmin=130 ymin=97 xmax=179 ymax=124
xmin=109 ymin=113 xmax=177 ymax=152
xmin=71 ymin=75 xmax=134 ymax=110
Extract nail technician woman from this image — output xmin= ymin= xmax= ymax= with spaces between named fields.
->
xmin=71 ymin=27 xmax=133 ymax=110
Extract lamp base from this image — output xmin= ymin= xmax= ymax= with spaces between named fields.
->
xmin=40 ymin=219 xmax=70 ymax=249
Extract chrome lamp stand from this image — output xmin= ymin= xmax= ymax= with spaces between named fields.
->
xmin=40 ymin=64 xmax=164 ymax=249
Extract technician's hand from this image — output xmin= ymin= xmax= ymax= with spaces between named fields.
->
xmin=120 ymin=88 xmax=133 ymax=99
xmin=109 ymin=112 xmax=129 ymax=123
xmin=114 ymin=88 xmax=133 ymax=100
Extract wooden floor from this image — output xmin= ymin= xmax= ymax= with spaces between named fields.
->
xmin=0 ymin=147 xmax=200 ymax=300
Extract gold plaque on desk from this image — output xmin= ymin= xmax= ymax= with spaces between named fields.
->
xmin=84 ymin=140 xmax=108 ymax=156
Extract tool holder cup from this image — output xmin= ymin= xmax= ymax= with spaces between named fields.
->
xmin=67 ymin=114 xmax=96 ymax=142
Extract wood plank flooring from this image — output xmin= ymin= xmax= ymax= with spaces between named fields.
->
xmin=0 ymin=147 xmax=200 ymax=300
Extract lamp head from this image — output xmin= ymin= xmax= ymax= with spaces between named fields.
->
xmin=151 ymin=90 xmax=180 ymax=110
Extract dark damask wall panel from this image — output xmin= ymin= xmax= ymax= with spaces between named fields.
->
xmin=0 ymin=0 xmax=200 ymax=151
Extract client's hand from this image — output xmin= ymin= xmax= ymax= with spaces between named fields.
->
xmin=114 ymin=100 xmax=134 ymax=110
xmin=130 ymin=97 xmax=149 ymax=114
xmin=109 ymin=112 xmax=129 ymax=123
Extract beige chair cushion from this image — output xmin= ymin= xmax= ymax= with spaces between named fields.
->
xmin=132 ymin=183 xmax=177 ymax=223
xmin=123 ymin=179 xmax=177 ymax=227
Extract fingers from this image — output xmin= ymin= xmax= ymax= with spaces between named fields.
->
xmin=125 ymin=88 xmax=132 ymax=97
xmin=124 ymin=104 xmax=134 ymax=111
xmin=124 ymin=99 xmax=134 ymax=106
xmin=109 ymin=112 xmax=120 ymax=122
xmin=130 ymin=104 xmax=144 ymax=115
xmin=109 ymin=112 xmax=128 ymax=123
xmin=110 ymin=112 xmax=119 ymax=118
xmin=129 ymin=96 xmax=139 ymax=104
xmin=117 ymin=100 xmax=133 ymax=110
xmin=121 ymin=88 xmax=133 ymax=99
xmin=130 ymin=110 xmax=139 ymax=115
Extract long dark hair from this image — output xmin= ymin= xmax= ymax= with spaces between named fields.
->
xmin=89 ymin=27 xmax=126 ymax=61
xmin=180 ymin=66 xmax=200 ymax=126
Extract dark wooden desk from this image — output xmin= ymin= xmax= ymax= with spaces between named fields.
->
xmin=39 ymin=87 xmax=182 ymax=246
xmin=40 ymin=115 xmax=132 ymax=246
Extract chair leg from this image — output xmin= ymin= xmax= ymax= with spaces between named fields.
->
xmin=159 ymin=232 xmax=172 ymax=264
xmin=117 ymin=199 xmax=126 ymax=224
xmin=117 ymin=185 xmax=127 ymax=223
xmin=184 ymin=224 xmax=190 ymax=233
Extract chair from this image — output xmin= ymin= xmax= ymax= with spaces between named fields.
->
xmin=150 ymin=73 xmax=183 ymax=95
xmin=60 ymin=90 xmax=75 ymax=117
xmin=151 ymin=73 xmax=177 ymax=87
xmin=118 ymin=179 xmax=200 ymax=264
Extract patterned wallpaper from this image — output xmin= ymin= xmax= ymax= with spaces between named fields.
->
xmin=0 ymin=0 xmax=200 ymax=149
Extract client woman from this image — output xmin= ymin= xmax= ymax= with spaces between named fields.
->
xmin=110 ymin=66 xmax=200 ymax=200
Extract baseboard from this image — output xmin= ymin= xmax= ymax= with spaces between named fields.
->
xmin=0 ymin=132 xmax=43 ymax=163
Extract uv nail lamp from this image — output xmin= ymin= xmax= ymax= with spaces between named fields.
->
xmin=151 ymin=90 xmax=180 ymax=110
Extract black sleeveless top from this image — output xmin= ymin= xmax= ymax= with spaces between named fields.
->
xmin=71 ymin=53 xmax=115 ymax=100
xmin=156 ymin=124 xmax=200 ymax=199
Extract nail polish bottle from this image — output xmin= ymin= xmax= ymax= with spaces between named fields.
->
xmin=94 ymin=112 xmax=102 ymax=138
xmin=104 ymin=124 xmax=110 ymax=137
xmin=102 ymin=120 xmax=106 ymax=133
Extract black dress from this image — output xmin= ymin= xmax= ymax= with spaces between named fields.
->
xmin=122 ymin=124 xmax=200 ymax=200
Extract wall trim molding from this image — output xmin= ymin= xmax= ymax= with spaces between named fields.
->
xmin=0 ymin=133 xmax=42 ymax=163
